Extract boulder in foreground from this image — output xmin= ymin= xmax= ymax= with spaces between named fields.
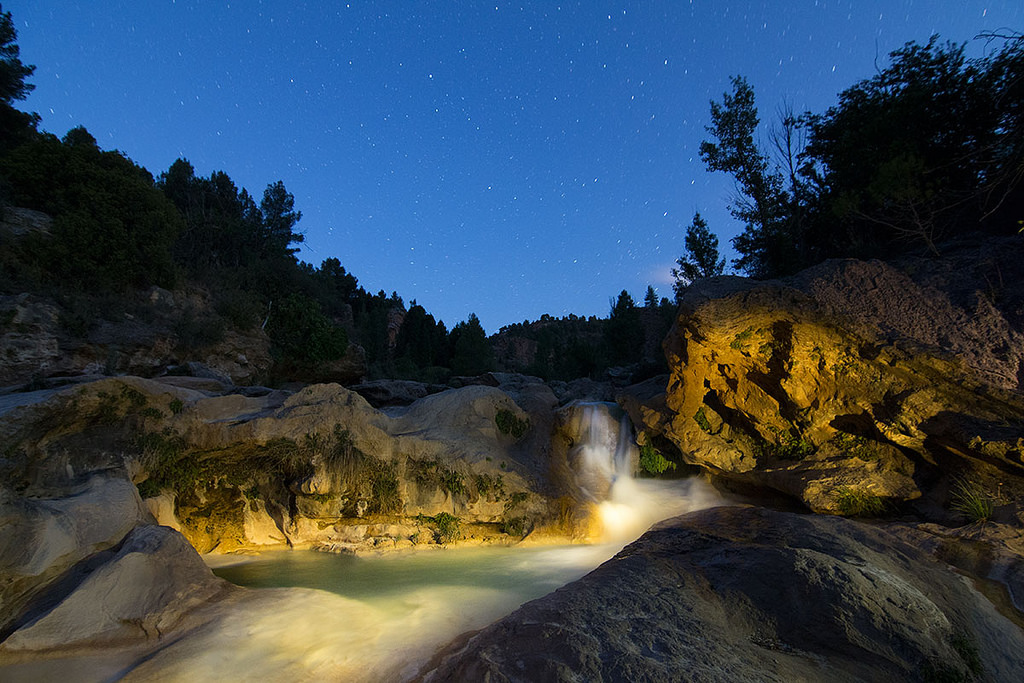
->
xmin=419 ymin=506 xmax=1024 ymax=682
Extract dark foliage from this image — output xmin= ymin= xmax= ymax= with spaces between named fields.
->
xmin=703 ymin=35 xmax=1024 ymax=278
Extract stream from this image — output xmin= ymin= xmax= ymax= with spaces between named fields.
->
xmin=198 ymin=477 xmax=727 ymax=682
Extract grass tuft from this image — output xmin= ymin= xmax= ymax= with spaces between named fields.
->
xmin=949 ymin=478 xmax=994 ymax=523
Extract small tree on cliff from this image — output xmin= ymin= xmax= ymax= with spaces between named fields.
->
xmin=672 ymin=212 xmax=725 ymax=301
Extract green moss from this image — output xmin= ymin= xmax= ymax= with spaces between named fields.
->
xmin=495 ymin=408 xmax=530 ymax=439
xmin=638 ymin=442 xmax=676 ymax=476
xmin=693 ymin=407 xmax=712 ymax=433
xmin=168 ymin=398 xmax=184 ymax=415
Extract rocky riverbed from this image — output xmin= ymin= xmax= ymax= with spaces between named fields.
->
xmin=3 ymin=239 xmax=1024 ymax=680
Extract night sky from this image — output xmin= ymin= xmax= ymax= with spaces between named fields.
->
xmin=8 ymin=1 xmax=1022 ymax=333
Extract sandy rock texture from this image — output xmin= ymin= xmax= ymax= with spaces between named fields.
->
xmin=0 ymin=374 xmax=566 ymax=559
xmin=419 ymin=506 xmax=1024 ymax=683
xmin=629 ymin=238 xmax=1024 ymax=514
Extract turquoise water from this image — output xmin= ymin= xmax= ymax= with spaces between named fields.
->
xmin=187 ymin=478 xmax=727 ymax=681
xmin=213 ymin=543 xmax=607 ymax=618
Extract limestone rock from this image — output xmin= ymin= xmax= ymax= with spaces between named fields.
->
xmin=643 ymin=241 xmax=1024 ymax=514
xmin=0 ymin=295 xmax=62 ymax=385
xmin=0 ymin=474 xmax=150 ymax=635
xmin=1 ymin=525 xmax=227 ymax=651
xmin=350 ymin=379 xmax=446 ymax=408
xmin=419 ymin=506 xmax=1024 ymax=682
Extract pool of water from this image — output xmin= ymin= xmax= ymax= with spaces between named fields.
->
xmin=196 ymin=478 xmax=727 ymax=681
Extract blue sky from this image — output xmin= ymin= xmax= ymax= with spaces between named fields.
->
xmin=8 ymin=1 xmax=1022 ymax=332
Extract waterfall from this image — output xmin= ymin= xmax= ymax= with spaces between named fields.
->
xmin=569 ymin=402 xmax=638 ymax=502
xmin=568 ymin=401 xmax=727 ymax=543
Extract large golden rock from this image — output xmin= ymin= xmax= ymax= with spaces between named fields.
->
xmin=642 ymin=240 xmax=1024 ymax=514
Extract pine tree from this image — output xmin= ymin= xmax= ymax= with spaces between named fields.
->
xmin=0 ymin=5 xmax=39 ymax=149
xmin=672 ymin=212 xmax=725 ymax=300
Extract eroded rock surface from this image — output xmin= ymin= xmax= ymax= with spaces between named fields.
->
xmin=1 ymin=375 xmax=566 ymax=559
xmin=632 ymin=239 xmax=1024 ymax=514
xmin=419 ymin=506 xmax=1024 ymax=683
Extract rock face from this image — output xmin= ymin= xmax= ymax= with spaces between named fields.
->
xmin=632 ymin=238 xmax=1024 ymax=514
xmin=1 ymin=525 xmax=227 ymax=651
xmin=0 ymin=475 xmax=150 ymax=637
xmin=1 ymin=375 xmax=567 ymax=559
xmin=0 ymin=289 xmax=273 ymax=387
xmin=419 ymin=506 xmax=1024 ymax=683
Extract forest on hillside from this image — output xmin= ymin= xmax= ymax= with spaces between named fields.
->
xmin=1 ymin=2 xmax=1021 ymax=385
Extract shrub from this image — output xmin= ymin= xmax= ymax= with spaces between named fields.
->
xmin=500 ymin=516 xmax=528 ymax=537
xmin=441 ymin=468 xmax=465 ymax=496
xmin=729 ymin=327 xmax=754 ymax=350
xmin=832 ymin=432 xmax=877 ymax=460
xmin=757 ymin=427 xmax=814 ymax=461
xmin=505 ymin=491 xmax=529 ymax=512
xmin=266 ymin=293 xmax=347 ymax=364
xmin=495 ymin=408 xmax=530 ymax=439
xmin=431 ymin=512 xmax=461 ymax=544
xmin=474 ymin=473 xmax=505 ymax=500
xmin=368 ymin=458 xmax=402 ymax=514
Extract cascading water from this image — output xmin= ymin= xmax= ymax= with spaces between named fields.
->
xmin=567 ymin=401 xmax=726 ymax=543
xmin=568 ymin=402 xmax=638 ymax=502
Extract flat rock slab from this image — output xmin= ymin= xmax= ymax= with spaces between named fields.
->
xmin=419 ymin=506 xmax=1024 ymax=682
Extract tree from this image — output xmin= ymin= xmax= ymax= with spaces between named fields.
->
xmin=259 ymin=180 xmax=303 ymax=257
xmin=265 ymin=293 xmax=348 ymax=365
xmin=450 ymin=313 xmax=494 ymax=376
xmin=700 ymin=75 xmax=786 ymax=278
xmin=0 ymin=5 xmax=38 ymax=150
xmin=671 ymin=212 xmax=725 ymax=300
xmin=0 ymin=127 xmax=181 ymax=291
xmin=643 ymin=285 xmax=659 ymax=309
xmin=802 ymin=36 xmax=1022 ymax=256
xmin=604 ymin=290 xmax=643 ymax=367
xmin=700 ymin=76 xmax=791 ymax=277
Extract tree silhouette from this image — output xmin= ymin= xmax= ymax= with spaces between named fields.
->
xmin=0 ymin=5 xmax=38 ymax=150
xmin=672 ymin=211 xmax=725 ymax=300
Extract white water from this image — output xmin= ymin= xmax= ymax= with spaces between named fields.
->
xmin=186 ymin=477 xmax=724 ymax=682
xmin=5 ymin=408 xmax=728 ymax=682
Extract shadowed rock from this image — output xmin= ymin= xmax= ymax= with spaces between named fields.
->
xmin=418 ymin=506 xmax=1024 ymax=683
